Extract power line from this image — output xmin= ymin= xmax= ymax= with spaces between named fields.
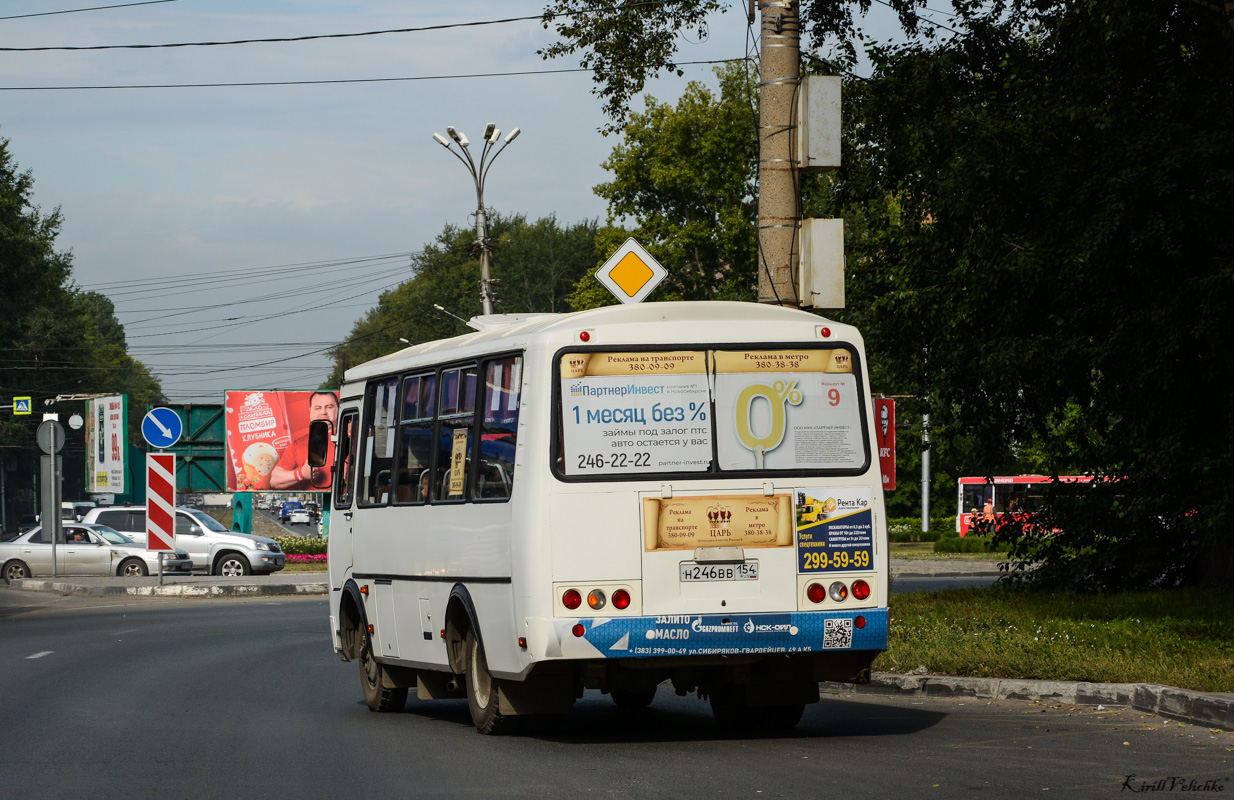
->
xmin=0 ymin=0 xmax=681 ymax=52
xmin=0 ymin=58 xmax=743 ymax=92
xmin=0 ymin=0 xmax=179 ymax=21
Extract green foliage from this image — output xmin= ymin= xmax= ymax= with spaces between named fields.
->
xmin=274 ymin=535 xmax=327 ymax=556
xmin=887 ymin=517 xmax=950 ymax=542
xmin=539 ymin=0 xmax=726 ymax=133
xmin=830 ymin=2 xmax=1234 ymax=587
xmin=0 ymin=135 xmax=164 ymax=454
xmin=880 ymin=586 xmax=1234 ymax=693
xmin=569 ymin=63 xmax=759 ymax=309
xmin=325 ymin=213 xmax=600 ymax=386
xmin=540 ymin=0 xmax=929 ymax=130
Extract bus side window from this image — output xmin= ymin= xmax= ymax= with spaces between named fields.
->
xmin=477 ymin=356 xmax=521 ymax=500
xmin=435 ymin=365 xmax=477 ymax=502
xmin=334 ymin=411 xmax=358 ymax=509
xmin=359 ymin=377 xmax=399 ymax=506
xmin=395 ymin=373 xmax=436 ymax=505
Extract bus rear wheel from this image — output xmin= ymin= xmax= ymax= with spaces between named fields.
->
xmin=359 ymin=630 xmax=408 ymax=712
xmin=611 ymin=687 xmax=657 ymax=709
xmin=465 ymin=630 xmax=521 ymax=735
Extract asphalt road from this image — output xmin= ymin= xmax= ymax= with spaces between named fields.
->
xmin=1 ymin=591 xmax=1229 ymax=799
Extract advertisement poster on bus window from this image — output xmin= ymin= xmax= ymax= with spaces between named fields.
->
xmin=224 ymin=390 xmax=338 ymax=492
xmin=713 ymin=350 xmax=865 ymax=471
xmin=85 ymin=394 xmax=128 ymax=494
xmin=874 ymin=397 xmax=896 ymax=491
xmin=560 ymin=352 xmax=712 ymax=476
xmin=795 ymin=488 xmax=874 ymax=573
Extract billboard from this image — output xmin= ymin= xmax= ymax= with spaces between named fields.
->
xmin=86 ymin=394 xmax=128 ymax=494
xmin=224 ymin=390 xmax=337 ymax=492
xmin=874 ymin=398 xmax=896 ymax=491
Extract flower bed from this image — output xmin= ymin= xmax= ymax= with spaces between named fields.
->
xmin=274 ymin=535 xmax=327 ymax=556
xmin=286 ymin=553 xmax=327 ymax=564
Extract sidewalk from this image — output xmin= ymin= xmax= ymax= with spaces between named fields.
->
xmin=889 ymin=557 xmax=1005 ymax=578
xmin=7 ymin=571 xmax=327 ymax=598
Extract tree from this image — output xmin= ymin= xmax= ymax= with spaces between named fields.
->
xmin=547 ymin=2 xmax=1234 ymax=587
xmin=1 ymin=134 xmax=165 ymax=518
xmin=570 ymin=63 xmax=759 ymax=309
xmin=824 ymin=3 xmax=1234 ymax=587
xmin=325 ymin=213 xmax=600 ymax=387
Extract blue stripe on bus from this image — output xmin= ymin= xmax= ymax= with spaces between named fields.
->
xmin=575 ymin=608 xmax=888 ymax=657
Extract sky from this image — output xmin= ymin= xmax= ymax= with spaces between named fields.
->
xmin=1 ymin=0 xmax=914 ymax=405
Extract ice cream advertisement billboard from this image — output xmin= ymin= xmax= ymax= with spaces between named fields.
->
xmin=224 ymin=390 xmax=338 ymax=492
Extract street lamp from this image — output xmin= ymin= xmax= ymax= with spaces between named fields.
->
xmin=431 ymin=123 xmax=521 ymax=316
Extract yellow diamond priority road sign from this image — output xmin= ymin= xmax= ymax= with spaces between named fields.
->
xmin=595 ymin=238 xmax=667 ymax=305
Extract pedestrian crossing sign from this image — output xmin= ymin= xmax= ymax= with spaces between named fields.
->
xmin=13 ymin=397 xmax=31 ymax=415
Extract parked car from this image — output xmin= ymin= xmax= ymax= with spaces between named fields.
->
xmin=1 ymin=522 xmax=192 ymax=584
xmin=81 ymin=505 xmax=285 ymax=577
xmin=288 ymin=508 xmax=313 ymax=526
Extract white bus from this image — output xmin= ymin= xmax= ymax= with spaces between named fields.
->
xmin=316 ymin=301 xmax=889 ymax=734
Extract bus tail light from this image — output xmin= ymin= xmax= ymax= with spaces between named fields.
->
xmin=829 ymin=582 xmax=848 ymax=602
xmin=806 ymin=583 xmax=826 ymax=604
xmin=852 ymin=580 xmax=870 ymax=601
xmin=612 ymin=589 xmax=631 ymax=610
xmin=587 ymin=589 xmax=607 ymax=610
xmin=562 ymin=589 xmax=582 ymax=610
xmin=571 ymin=624 xmax=585 ymax=637
xmin=855 ymin=615 xmax=867 ymax=629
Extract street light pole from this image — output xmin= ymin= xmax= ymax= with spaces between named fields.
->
xmin=432 ymin=123 xmax=521 ymax=316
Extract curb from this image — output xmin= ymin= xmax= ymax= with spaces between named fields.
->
xmin=821 ymin=673 xmax=1234 ymax=732
xmin=10 ymin=579 xmax=328 ymax=598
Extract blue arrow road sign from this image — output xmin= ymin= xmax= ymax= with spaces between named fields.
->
xmin=142 ymin=407 xmax=184 ymax=449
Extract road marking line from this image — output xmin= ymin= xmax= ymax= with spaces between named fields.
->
xmin=25 ymin=651 xmax=53 ymax=659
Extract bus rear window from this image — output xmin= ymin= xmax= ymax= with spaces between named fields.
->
xmin=558 ymin=348 xmax=868 ymax=478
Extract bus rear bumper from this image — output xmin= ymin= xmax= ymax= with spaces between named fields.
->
xmin=526 ymin=609 xmax=888 ymax=661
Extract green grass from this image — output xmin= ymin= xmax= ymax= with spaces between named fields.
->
xmin=877 ymin=586 xmax=1234 ymax=693
xmin=280 ymin=563 xmax=327 ymax=573
xmin=889 ymin=542 xmax=1005 ymax=561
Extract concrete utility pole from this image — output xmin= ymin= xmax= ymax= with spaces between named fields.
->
xmin=756 ymin=0 xmax=801 ymax=306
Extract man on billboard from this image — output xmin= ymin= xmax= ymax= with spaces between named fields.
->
xmin=271 ymin=391 xmax=338 ymax=491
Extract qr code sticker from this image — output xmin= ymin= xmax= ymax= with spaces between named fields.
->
xmin=823 ymin=618 xmax=853 ymax=649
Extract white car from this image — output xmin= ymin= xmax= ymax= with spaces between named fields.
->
xmin=289 ymin=508 xmax=313 ymax=526
xmin=0 ymin=523 xmax=193 ymax=584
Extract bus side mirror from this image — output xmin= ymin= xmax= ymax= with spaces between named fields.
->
xmin=307 ymin=420 xmax=330 ymax=468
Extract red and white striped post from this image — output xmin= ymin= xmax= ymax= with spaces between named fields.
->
xmin=146 ymin=453 xmax=176 ymax=584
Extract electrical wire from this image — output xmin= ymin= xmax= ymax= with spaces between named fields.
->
xmin=0 ymin=0 xmax=684 ymax=52
xmin=0 ymin=59 xmax=744 ymax=92
xmin=0 ymin=0 xmax=179 ymax=21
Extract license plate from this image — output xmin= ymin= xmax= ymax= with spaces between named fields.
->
xmin=679 ymin=562 xmax=758 ymax=582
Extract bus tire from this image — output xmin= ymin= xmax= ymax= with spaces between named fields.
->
xmin=611 ymin=687 xmax=656 ymax=709
xmin=465 ymin=630 xmax=520 ymax=735
xmin=360 ymin=631 xmax=407 ymax=712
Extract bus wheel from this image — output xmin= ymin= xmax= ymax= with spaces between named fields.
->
xmin=611 ymin=687 xmax=656 ymax=709
xmin=359 ymin=630 xmax=407 ymax=712
xmin=465 ymin=630 xmax=520 ymax=735
xmin=709 ymin=687 xmax=804 ymax=731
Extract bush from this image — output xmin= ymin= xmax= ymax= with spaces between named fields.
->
xmin=275 ymin=535 xmax=327 ymax=556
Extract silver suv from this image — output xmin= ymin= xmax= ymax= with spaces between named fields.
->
xmin=81 ymin=506 xmax=285 ymax=577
